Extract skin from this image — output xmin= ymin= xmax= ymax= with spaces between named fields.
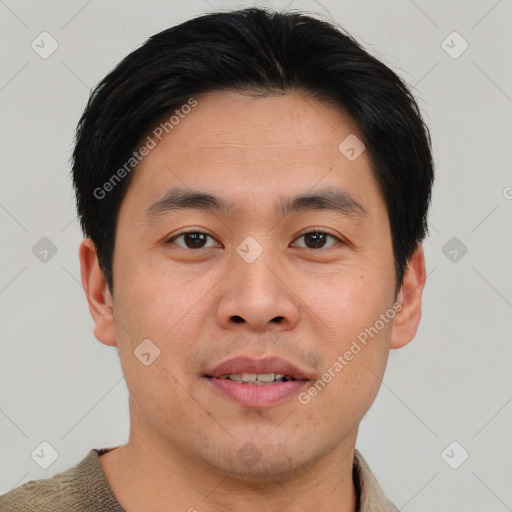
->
xmin=79 ymin=90 xmax=426 ymax=512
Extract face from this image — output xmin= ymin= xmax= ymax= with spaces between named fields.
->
xmin=82 ymin=90 xmax=424 ymax=481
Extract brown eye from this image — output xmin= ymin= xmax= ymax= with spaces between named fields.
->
xmin=294 ymin=231 xmax=340 ymax=249
xmin=168 ymin=231 xmax=220 ymax=249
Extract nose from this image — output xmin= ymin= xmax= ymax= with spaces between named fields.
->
xmin=216 ymin=244 xmax=301 ymax=332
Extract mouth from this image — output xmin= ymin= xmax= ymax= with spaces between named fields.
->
xmin=204 ymin=356 xmax=311 ymax=407
xmin=210 ymin=373 xmax=300 ymax=385
xmin=205 ymin=355 xmax=311 ymax=381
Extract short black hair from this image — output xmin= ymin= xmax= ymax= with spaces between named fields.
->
xmin=72 ymin=7 xmax=434 ymax=295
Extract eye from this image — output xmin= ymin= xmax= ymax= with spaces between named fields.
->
xmin=292 ymin=230 xmax=342 ymax=249
xmin=166 ymin=231 xmax=221 ymax=249
xmin=166 ymin=230 xmax=343 ymax=250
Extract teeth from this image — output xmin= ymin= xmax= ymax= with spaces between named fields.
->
xmin=218 ymin=373 xmax=294 ymax=384
xmin=253 ymin=373 xmax=275 ymax=382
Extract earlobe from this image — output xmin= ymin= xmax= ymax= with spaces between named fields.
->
xmin=79 ymin=238 xmax=117 ymax=347
xmin=390 ymin=243 xmax=427 ymax=349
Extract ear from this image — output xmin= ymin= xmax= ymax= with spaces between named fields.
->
xmin=79 ymin=238 xmax=117 ymax=347
xmin=390 ymin=243 xmax=427 ymax=349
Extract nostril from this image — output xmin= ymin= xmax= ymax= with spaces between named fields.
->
xmin=272 ymin=316 xmax=284 ymax=323
xmin=232 ymin=316 xmax=245 ymax=323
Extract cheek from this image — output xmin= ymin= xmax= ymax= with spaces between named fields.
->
xmin=114 ymin=252 xmax=188 ymax=327
xmin=123 ymin=363 xmax=195 ymax=440
xmin=111 ymin=265 xmax=203 ymax=422
xmin=299 ymin=270 xmax=393 ymax=409
xmin=300 ymin=266 xmax=393 ymax=338
xmin=305 ymin=324 xmax=391 ymax=432
xmin=113 ymin=260 xmax=212 ymax=371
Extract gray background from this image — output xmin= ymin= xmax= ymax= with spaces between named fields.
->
xmin=1 ymin=0 xmax=511 ymax=510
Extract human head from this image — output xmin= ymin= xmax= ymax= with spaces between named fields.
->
xmin=72 ymin=7 xmax=434 ymax=296
xmin=75 ymin=8 xmax=433 ymax=497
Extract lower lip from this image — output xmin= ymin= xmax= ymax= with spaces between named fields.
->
xmin=207 ymin=377 xmax=308 ymax=407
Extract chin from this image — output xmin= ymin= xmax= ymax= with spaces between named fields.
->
xmin=203 ymin=440 xmax=316 ymax=484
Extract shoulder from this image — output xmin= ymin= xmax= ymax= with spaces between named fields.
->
xmin=0 ymin=472 xmax=70 ymax=511
xmin=0 ymin=448 xmax=124 ymax=512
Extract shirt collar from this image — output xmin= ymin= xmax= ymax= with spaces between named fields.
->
xmin=353 ymin=448 xmax=400 ymax=512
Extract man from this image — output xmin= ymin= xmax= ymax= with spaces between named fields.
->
xmin=1 ymin=7 xmax=433 ymax=512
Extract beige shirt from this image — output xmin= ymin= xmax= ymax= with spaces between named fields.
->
xmin=0 ymin=447 xmax=399 ymax=511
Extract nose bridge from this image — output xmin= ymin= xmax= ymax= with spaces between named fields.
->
xmin=238 ymin=247 xmax=278 ymax=294
xmin=216 ymin=234 xmax=301 ymax=330
xmin=233 ymin=234 xmax=284 ymax=302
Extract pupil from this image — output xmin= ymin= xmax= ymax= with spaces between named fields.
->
xmin=186 ymin=233 xmax=206 ymax=248
xmin=306 ymin=232 xmax=326 ymax=248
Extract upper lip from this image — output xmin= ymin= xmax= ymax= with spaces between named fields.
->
xmin=206 ymin=356 xmax=311 ymax=380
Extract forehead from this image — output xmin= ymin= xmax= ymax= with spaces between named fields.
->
xmin=171 ymin=89 xmax=362 ymax=155
xmin=121 ymin=90 xmax=383 ymax=218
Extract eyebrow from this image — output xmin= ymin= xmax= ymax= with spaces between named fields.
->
xmin=144 ymin=186 xmax=368 ymax=221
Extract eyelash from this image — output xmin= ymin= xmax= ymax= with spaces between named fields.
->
xmin=166 ymin=229 xmax=344 ymax=250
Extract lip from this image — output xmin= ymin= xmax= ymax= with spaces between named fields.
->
xmin=204 ymin=355 xmax=311 ymax=408
xmin=206 ymin=355 xmax=311 ymax=380
xmin=207 ymin=377 xmax=308 ymax=408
